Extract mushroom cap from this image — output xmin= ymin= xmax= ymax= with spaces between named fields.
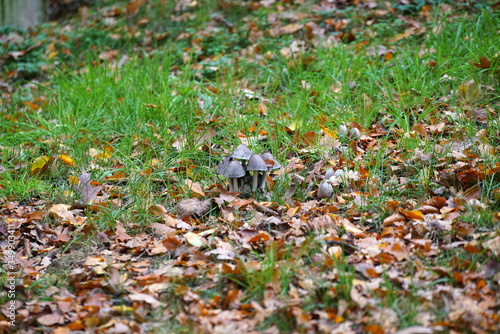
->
xmin=339 ymin=123 xmax=347 ymax=136
xmin=230 ymin=144 xmax=253 ymax=160
xmin=217 ymin=156 xmax=231 ymax=175
xmin=349 ymin=127 xmax=361 ymax=139
xmin=317 ymin=182 xmax=333 ymax=199
xmin=247 ymin=154 xmax=267 ymax=171
xmin=260 ymin=151 xmax=281 ymax=170
xmin=224 ymin=160 xmax=246 ymax=178
xmin=325 ymin=167 xmax=334 ymax=180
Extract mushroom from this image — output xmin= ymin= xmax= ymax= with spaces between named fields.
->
xmin=325 ymin=167 xmax=334 ymax=181
xmin=217 ymin=156 xmax=231 ymax=175
xmin=230 ymin=144 xmax=253 ymax=165
xmin=349 ymin=127 xmax=361 ymax=139
xmin=247 ymin=154 xmax=267 ymax=191
xmin=224 ymin=160 xmax=246 ymax=191
xmin=339 ymin=123 xmax=347 ymax=136
xmin=261 ymin=151 xmax=281 ymax=169
xmin=317 ymin=182 xmax=333 ymax=199
xmin=259 ymin=151 xmax=281 ymax=189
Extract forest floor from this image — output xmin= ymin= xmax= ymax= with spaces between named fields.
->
xmin=1 ymin=0 xmax=500 ymax=333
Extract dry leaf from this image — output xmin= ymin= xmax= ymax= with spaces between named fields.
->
xmin=185 ymin=179 xmax=205 ymax=196
xmin=72 ymin=165 xmax=102 ymax=204
xmin=177 ymin=198 xmax=212 ymax=218
xmin=184 ymin=232 xmax=204 ymax=247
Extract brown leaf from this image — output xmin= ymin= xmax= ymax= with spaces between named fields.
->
xmin=383 ymin=212 xmax=406 ymax=226
xmin=473 ymin=56 xmax=491 ymax=69
xmin=116 ymin=222 xmax=132 ymax=242
xmin=56 ymin=232 xmax=70 ymax=243
xmin=384 ymin=242 xmax=409 ymax=261
xmin=424 ymin=197 xmax=447 ymax=209
xmin=177 ymin=198 xmax=212 ymax=218
xmin=37 ymin=313 xmax=65 ymax=326
xmin=126 ymin=0 xmax=145 ymax=15
xmin=185 ymin=179 xmax=205 ymax=197
xmin=129 ymin=293 xmax=161 ymax=307
xmin=72 ymin=165 xmax=102 ymax=204
xmin=149 ymin=204 xmax=169 ymax=217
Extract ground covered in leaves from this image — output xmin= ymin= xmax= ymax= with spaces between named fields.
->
xmin=1 ymin=0 xmax=500 ymax=333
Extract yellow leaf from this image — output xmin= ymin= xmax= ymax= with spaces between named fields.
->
xmin=319 ymin=124 xmax=333 ymax=138
xmin=31 ymin=156 xmax=50 ymax=175
xmin=402 ymin=210 xmax=424 ymax=221
xmin=47 ymin=51 xmax=58 ymax=60
xmin=59 ymin=154 xmax=76 ymax=167
xmin=68 ymin=175 xmax=79 ymax=185
xmin=112 ymin=305 xmax=134 ymax=313
xmin=184 ymin=232 xmax=204 ymax=248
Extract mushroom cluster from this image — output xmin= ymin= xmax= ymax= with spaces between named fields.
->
xmin=217 ymin=144 xmax=281 ymax=192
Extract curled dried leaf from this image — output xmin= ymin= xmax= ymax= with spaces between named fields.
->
xmin=177 ymin=198 xmax=212 ymax=218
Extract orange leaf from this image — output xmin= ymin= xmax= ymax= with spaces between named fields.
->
xmin=365 ymin=324 xmax=384 ymax=334
xmin=185 ymin=179 xmax=205 ymax=197
xmin=401 ymin=210 xmax=424 ymax=221
xmin=162 ymin=237 xmax=181 ymax=250
xmin=319 ymin=124 xmax=333 ymax=138
xmin=302 ymin=131 xmax=317 ymax=146
xmin=58 ymin=154 xmax=76 ymax=167
xmin=248 ymin=232 xmax=270 ymax=243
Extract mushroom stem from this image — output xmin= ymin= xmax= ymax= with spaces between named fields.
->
xmin=228 ymin=178 xmax=234 ymax=192
xmin=233 ymin=178 xmax=239 ymax=191
xmin=259 ymin=171 xmax=268 ymax=190
xmin=252 ymin=172 xmax=259 ymax=191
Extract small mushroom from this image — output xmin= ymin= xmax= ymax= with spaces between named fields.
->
xmin=230 ymin=144 xmax=253 ymax=162
xmin=247 ymin=154 xmax=267 ymax=191
xmin=224 ymin=160 xmax=246 ymax=191
xmin=339 ymin=123 xmax=347 ymax=136
xmin=349 ymin=127 xmax=361 ymax=139
xmin=259 ymin=151 xmax=281 ymax=189
xmin=334 ymin=169 xmax=344 ymax=178
xmin=317 ymin=182 xmax=333 ymax=199
xmin=217 ymin=156 xmax=231 ymax=175
xmin=325 ymin=167 xmax=335 ymax=181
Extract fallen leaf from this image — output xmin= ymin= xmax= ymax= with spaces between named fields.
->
xmin=185 ymin=179 xmax=205 ymax=196
xmin=31 ymin=155 xmax=50 ymax=175
xmin=184 ymin=232 xmax=204 ymax=247
xmin=177 ymin=198 xmax=212 ymax=218
xmin=58 ymin=154 xmax=76 ymax=167
xmin=72 ymin=165 xmax=102 ymax=204
xmin=129 ymin=293 xmax=161 ymax=307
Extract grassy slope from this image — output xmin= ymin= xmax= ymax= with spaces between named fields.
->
xmin=1 ymin=0 xmax=500 ymax=333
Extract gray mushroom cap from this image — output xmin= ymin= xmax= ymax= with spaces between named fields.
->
xmin=217 ymin=156 xmax=231 ymax=175
xmin=230 ymin=144 xmax=253 ymax=160
xmin=260 ymin=151 xmax=281 ymax=170
xmin=247 ymin=154 xmax=267 ymax=171
xmin=325 ymin=167 xmax=334 ymax=180
xmin=339 ymin=123 xmax=347 ymax=136
xmin=224 ymin=160 xmax=246 ymax=178
xmin=317 ymin=182 xmax=333 ymax=199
